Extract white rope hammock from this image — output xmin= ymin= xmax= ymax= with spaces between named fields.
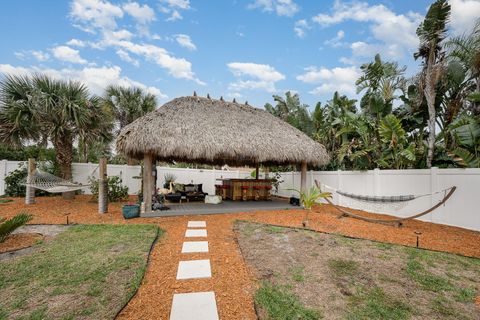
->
xmin=319 ymin=183 xmax=453 ymax=212
xmin=24 ymin=169 xmax=90 ymax=193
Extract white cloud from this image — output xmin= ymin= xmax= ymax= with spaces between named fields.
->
xmin=297 ymin=66 xmax=360 ymax=96
xmin=159 ymin=0 xmax=190 ymax=22
xmin=31 ymin=51 xmax=50 ymax=62
xmin=122 ymin=2 xmax=155 ymax=24
xmin=102 ymin=29 xmax=134 ymax=43
xmin=227 ymin=62 xmax=285 ymax=93
xmin=174 ymin=34 xmax=196 ymax=51
xmin=160 ymin=0 xmax=190 ymax=10
xmin=312 ymin=1 xmax=422 ymax=59
xmin=450 ymin=0 xmax=480 ymax=35
xmin=113 ymin=40 xmax=204 ymax=84
xmin=116 ymin=49 xmax=139 ymax=67
xmin=0 ymin=63 xmax=166 ymax=98
xmin=294 ymin=19 xmax=309 ymax=38
xmin=15 ymin=50 xmax=50 ymax=62
xmin=66 ymin=39 xmax=86 ymax=47
xmin=248 ymin=0 xmax=300 ymax=17
xmin=324 ymin=29 xmax=345 ymax=47
xmin=66 ymin=0 xmax=202 ymax=84
xmin=166 ymin=10 xmax=182 ymax=21
xmin=52 ymin=46 xmax=88 ymax=64
xmin=122 ymin=2 xmax=156 ymax=37
xmin=70 ymin=0 xmax=123 ymax=31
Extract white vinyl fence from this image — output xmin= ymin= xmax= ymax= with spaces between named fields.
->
xmin=275 ymin=168 xmax=480 ymax=232
xmin=0 ymin=159 xmax=479 ymax=231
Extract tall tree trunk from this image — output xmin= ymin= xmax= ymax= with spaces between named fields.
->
xmin=53 ymin=134 xmax=74 ymax=199
xmin=425 ymin=52 xmax=437 ymax=168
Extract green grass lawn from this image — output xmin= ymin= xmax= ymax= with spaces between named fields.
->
xmin=0 ymin=224 xmax=161 ymax=320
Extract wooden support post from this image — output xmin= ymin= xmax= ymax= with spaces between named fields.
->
xmin=25 ymin=158 xmax=35 ymax=205
xmin=143 ymin=154 xmax=153 ymax=215
xmin=300 ymin=161 xmax=307 ymax=194
xmin=255 ymin=165 xmax=259 ymax=179
xmin=98 ymin=157 xmax=108 ymax=214
xmin=264 ymin=166 xmax=270 ymax=179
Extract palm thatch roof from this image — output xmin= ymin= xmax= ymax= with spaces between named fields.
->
xmin=116 ymin=95 xmax=329 ymax=166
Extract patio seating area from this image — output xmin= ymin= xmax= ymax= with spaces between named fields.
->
xmin=144 ymin=197 xmax=295 ymax=217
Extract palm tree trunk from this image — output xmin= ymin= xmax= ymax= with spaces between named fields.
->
xmin=53 ymin=134 xmax=74 ymax=199
xmin=425 ymin=53 xmax=437 ymax=168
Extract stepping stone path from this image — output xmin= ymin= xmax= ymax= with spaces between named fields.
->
xmin=170 ymin=292 xmax=218 ymax=320
xmin=176 ymin=259 xmax=211 ymax=280
xmin=170 ymin=221 xmax=219 ymax=320
xmin=182 ymin=241 xmax=209 ymax=253
xmin=185 ymin=229 xmax=208 ymax=237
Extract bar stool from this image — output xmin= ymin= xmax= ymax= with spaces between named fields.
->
xmin=221 ymin=185 xmax=230 ymax=200
xmin=263 ymin=185 xmax=272 ymax=201
xmin=253 ymin=185 xmax=262 ymax=200
xmin=241 ymin=185 xmax=249 ymax=201
xmin=215 ymin=184 xmax=222 ymax=197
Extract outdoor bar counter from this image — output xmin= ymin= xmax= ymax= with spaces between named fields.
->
xmin=216 ymin=179 xmax=274 ymax=201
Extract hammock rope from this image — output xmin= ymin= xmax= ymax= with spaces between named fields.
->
xmin=23 ymin=167 xmax=97 ymax=193
xmin=314 ymin=180 xmax=456 ymax=227
xmin=322 ymin=183 xmax=453 ymax=203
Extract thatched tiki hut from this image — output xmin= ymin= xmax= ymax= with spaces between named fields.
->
xmin=116 ymin=95 xmax=329 ymax=213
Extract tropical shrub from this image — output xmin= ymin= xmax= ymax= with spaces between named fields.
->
xmin=289 ymin=186 xmax=332 ymax=227
xmin=89 ymin=175 xmax=129 ymax=202
xmin=0 ymin=212 xmax=33 ymax=242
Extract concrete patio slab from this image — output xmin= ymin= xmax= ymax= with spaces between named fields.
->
xmin=142 ymin=198 xmax=296 ymax=217
xmin=182 ymin=241 xmax=209 ymax=253
xmin=185 ymin=229 xmax=207 ymax=237
xmin=170 ymin=291 xmax=219 ymax=320
xmin=188 ymin=221 xmax=207 ymax=228
xmin=176 ymin=259 xmax=211 ymax=279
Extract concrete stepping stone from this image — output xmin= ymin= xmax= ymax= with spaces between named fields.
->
xmin=170 ymin=291 xmax=219 ymax=320
xmin=176 ymin=259 xmax=211 ymax=280
xmin=182 ymin=241 xmax=209 ymax=253
xmin=185 ymin=229 xmax=207 ymax=237
xmin=188 ymin=221 xmax=206 ymax=228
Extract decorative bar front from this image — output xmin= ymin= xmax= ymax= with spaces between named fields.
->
xmin=216 ymin=179 xmax=274 ymax=201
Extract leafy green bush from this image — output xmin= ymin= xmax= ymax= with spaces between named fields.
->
xmin=0 ymin=212 xmax=33 ymax=242
xmin=89 ymin=175 xmax=129 ymax=202
xmin=4 ymin=163 xmax=56 ymax=197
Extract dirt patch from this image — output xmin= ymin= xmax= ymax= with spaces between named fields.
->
xmin=0 ymin=224 xmax=69 ymax=260
xmin=235 ymin=221 xmax=480 ymax=319
xmin=0 ymin=233 xmax=43 ymax=253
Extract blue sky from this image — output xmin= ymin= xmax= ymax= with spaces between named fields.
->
xmin=1 ymin=0 xmax=479 ymax=108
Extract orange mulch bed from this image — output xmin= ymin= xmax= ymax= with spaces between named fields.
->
xmin=1 ymin=195 xmax=479 ymax=319
xmin=0 ymin=233 xmax=43 ymax=253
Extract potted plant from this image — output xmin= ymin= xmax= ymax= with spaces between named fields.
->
xmin=289 ymin=186 xmax=332 ymax=228
xmin=122 ymin=202 xmax=140 ymax=219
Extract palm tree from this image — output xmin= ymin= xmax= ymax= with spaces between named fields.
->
xmin=414 ymin=0 xmax=451 ymax=168
xmin=447 ymin=20 xmax=480 ymax=115
xmin=77 ymin=96 xmax=115 ymax=163
xmin=103 ymin=85 xmax=157 ymax=132
xmin=265 ymin=91 xmax=314 ymax=136
xmin=356 ymin=54 xmax=406 ymax=120
xmin=0 ymin=74 xmax=113 ymax=198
